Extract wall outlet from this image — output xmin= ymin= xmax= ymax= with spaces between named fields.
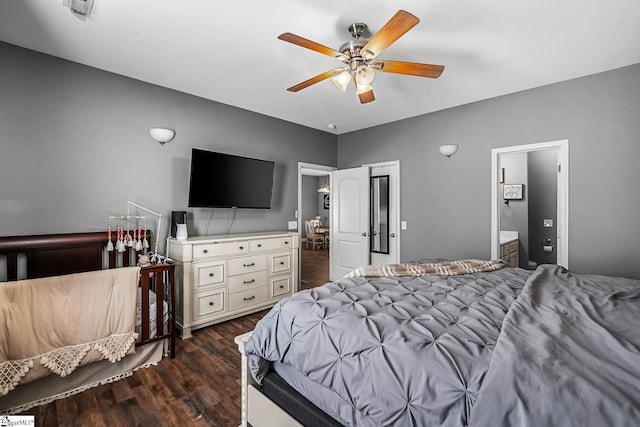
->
xmin=543 ymin=219 xmax=553 ymax=228
xmin=288 ymin=221 xmax=298 ymax=230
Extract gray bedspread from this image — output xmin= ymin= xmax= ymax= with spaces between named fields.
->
xmin=470 ymin=265 xmax=640 ymax=427
xmin=245 ymin=267 xmax=532 ymax=426
xmin=244 ymin=265 xmax=640 ymax=426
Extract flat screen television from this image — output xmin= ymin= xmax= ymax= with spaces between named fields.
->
xmin=188 ymin=148 xmax=275 ymax=209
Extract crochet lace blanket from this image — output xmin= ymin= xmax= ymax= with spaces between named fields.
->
xmin=345 ymin=259 xmax=506 ymax=278
xmin=0 ymin=267 xmax=140 ymax=396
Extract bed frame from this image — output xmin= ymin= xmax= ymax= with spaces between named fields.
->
xmin=0 ymin=231 xmax=176 ymax=358
xmin=235 ymin=332 xmax=343 ymax=427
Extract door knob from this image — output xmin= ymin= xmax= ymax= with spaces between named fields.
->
xmin=361 ymin=232 xmax=369 ymax=237
xmin=390 ymin=233 xmax=396 ymax=238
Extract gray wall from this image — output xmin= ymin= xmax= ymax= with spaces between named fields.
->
xmin=338 ymin=63 xmax=640 ymax=279
xmin=0 ymin=42 xmax=336 ymax=250
xmin=3 ymin=41 xmax=639 ymax=279
xmin=528 ymin=150 xmax=557 ymax=266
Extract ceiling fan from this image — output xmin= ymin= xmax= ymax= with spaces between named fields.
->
xmin=278 ymin=10 xmax=445 ymax=104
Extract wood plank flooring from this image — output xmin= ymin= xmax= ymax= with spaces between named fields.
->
xmin=18 ymin=246 xmax=330 ymax=426
xmin=300 ymin=244 xmax=330 ymax=290
xmin=20 ymin=311 xmax=267 ymax=427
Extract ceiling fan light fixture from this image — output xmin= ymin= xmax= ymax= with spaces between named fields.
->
xmin=278 ymin=10 xmax=444 ymax=105
xmin=356 ymin=82 xmax=373 ymax=95
xmin=332 ymin=71 xmax=351 ymax=92
xmin=354 ymin=65 xmax=375 ymax=85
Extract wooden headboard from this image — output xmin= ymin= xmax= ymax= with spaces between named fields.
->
xmin=0 ymin=231 xmax=150 ymax=281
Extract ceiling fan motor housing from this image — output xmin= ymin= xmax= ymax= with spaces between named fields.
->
xmin=339 ymin=39 xmax=367 ymax=71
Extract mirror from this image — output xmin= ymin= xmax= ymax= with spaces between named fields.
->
xmin=370 ymin=175 xmax=390 ymax=254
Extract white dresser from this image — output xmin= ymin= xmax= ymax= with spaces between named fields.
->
xmin=167 ymin=231 xmax=299 ymax=338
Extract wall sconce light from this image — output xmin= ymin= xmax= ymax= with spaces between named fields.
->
xmin=438 ymin=144 xmax=459 ymax=158
xmin=149 ymin=128 xmax=176 ymax=145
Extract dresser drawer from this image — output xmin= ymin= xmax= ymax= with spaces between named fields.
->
xmin=229 ymin=254 xmax=267 ymax=276
xmin=268 ymin=252 xmax=292 ymax=274
xmin=250 ymin=237 xmax=294 ymax=252
xmin=193 ymin=241 xmax=249 ymax=259
xmin=228 ymin=270 xmax=268 ymax=294
xmin=194 ymin=261 xmax=226 ymax=289
xmin=270 ymin=275 xmax=291 ymax=298
xmin=229 ymin=286 xmax=268 ymax=311
xmin=193 ymin=289 xmax=226 ymax=320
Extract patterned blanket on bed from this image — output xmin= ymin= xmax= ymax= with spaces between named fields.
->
xmin=345 ymin=258 xmax=505 ymax=278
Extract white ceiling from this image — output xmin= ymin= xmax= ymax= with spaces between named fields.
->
xmin=1 ymin=1 xmax=639 ymax=135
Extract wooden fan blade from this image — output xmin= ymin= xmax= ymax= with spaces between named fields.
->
xmin=278 ymin=33 xmax=347 ymax=60
xmin=286 ymin=68 xmax=344 ymax=92
xmin=357 ymin=87 xmax=375 ymax=104
xmin=374 ymin=60 xmax=444 ymax=78
xmin=361 ymin=10 xmax=419 ymax=60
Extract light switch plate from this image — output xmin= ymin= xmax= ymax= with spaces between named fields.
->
xmin=288 ymin=221 xmax=297 ymax=230
xmin=543 ymin=219 xmax=553 ymax=228
xmin=401 ymin=221 xmax=407 ymax=230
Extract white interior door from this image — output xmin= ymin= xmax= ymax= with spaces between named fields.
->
xmin=330 ymin=166 xmax=370 ymax=280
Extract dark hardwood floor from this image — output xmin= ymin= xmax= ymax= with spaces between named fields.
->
xmin=19 ymin=245 xmax=330 ymax=426
xmin=21 ymin=311 xmax=267 ymax=427
xmin=300 ymin=243 xmax=330 ymax=290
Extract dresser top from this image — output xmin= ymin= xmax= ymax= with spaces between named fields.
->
xmin=168 ymin=230 xmax=298 ymax=245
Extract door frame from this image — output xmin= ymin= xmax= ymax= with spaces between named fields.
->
xmin=490 ymin=140 xmax=569 ymax=268
xmin=297 ymin=162 xmax=337 ymax=286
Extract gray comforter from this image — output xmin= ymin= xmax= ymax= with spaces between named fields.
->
xmin=470 ymin=265 xmax=640 ymax=427
xmin=244 ymin=265 xmax=640 ymax=426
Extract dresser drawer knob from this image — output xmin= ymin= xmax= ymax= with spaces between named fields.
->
xmin=284 ymin=241 xmax=289 ymax=244
xmin=203 ymin=249 xmax=208 ymax=254
xmin=280 ymin=261 xmax=285 ymax=265
xmin=209 ymin=301 xmax=214 ymax=306
xmin=279 ymin=285 xmax=284 ymax=289
xmin=209 ymin=273 xmax=215 ymax=277
xmin=243 ymin=262 xmax=255 ymax=267
xmin=244 ymin=279 xmax=255 ymax=284
xmin=257 ymin=244 xmax=262 ymax=247
xmin=239 ymin=246 xmax=244 ymax=250
xmin=243 ymin=295 xmax=255 ymax=301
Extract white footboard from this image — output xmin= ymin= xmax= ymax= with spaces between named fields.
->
xmin=235 ymin=332 xmax=302 ymax=427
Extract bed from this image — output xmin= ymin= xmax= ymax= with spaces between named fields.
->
xmin=237 ymin=260 xmax=640 ymax=427
xmin=0 ymin=231 xmax=175 ymax=414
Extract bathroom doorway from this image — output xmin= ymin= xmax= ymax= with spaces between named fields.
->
xmin=491 ymin=140 xmax=569 ymax=268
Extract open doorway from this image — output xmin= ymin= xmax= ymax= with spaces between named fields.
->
xmin=298 ymin=163 xmax=336 ymax=290
xmin=491 ymin=140 xmax=569 ymax=269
